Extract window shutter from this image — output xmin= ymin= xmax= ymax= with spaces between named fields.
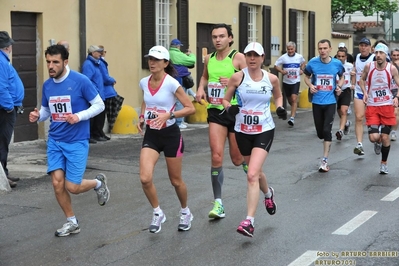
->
xmin=141 ymin=0 xmax=156 ymax=69
xmin=308 ymin=11 xmax=316 ymax=61
xmin=262 ymin=5 xmax=271 ymax=66
xmin=177 ymin=0 xmax=189 ymax=48
xmin=239 ymin=2 xmax=248 ymax=52
xmin=288 ymin=9 xmax=297 ymax=45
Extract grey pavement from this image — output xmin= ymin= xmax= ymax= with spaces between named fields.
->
xmin=1 ymin=109 xmax=399 ymax=266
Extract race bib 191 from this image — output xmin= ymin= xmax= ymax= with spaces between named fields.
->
xmin=49 ymin=95 xmax=72 ymax=122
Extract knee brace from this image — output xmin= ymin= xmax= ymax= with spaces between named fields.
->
xmin=368 ymin=125 xmax=379 ymax=134
xmin=380 ymin=125 xmax=391 ymax=135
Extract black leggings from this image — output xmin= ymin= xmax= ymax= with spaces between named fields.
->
xmin=312 ymin=103 xmax=336 ymax=141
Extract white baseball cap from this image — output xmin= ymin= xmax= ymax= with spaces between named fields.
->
xmin=338 ymin=42 xmax=346 ymax=48
xmin=243 ymin=42 xmax=265 ymax=55
xmin=144 ymin=45 xmax=170 ymax=60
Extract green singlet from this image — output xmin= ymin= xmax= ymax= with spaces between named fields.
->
xmin=207 ymin=49 xmax=240 ymax=110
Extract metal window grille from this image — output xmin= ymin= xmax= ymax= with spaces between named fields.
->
xmin=296 ymin=11 xmax=304 ymax=55
xmin=156 ymin=0 xmax=172 ymax=47
xmin=248 ymin=5 xmax=258 ymax=43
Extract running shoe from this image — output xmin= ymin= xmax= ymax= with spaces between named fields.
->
xmin=55 ymin=221 xmax=80 ymax=237
xmin=264 ymin=187 xmax=276 ymax=215
xmin=178 ymin=123 xmax=188 ymax=129
xmin=374 ymin=142 xmax=382 ymax=155
xmin=335 ymin=130 xmax=343 ymax=140
xmin=236 ymin=219 xmax=254 ymax=237
xmin=347 ymin=105 xmax=352 ymax=116
xmin=344 ymin=121 xmax=352 ymax=135
xmin=149 ymin=213 xmax=166 ymax=233
xmin=379 ymin=163 xmax=388 ymax=174
xmin=242 ymin=162 xmax=248 ymax=174
xmin=288 ymin=117 xmax=295 ymax=126
xmin=353 ymin=144 xmax=365 ymax=156
xmin=95 ymin=173 xmax=110 ymax=206
xmin=208 ymin=201 xmax=225 ymax=219
xmin=390 ymin=131 xmax=397 ymax=141
xmin=318 ymin=159 xmax=329 ymax=172
xmin=178 ymin=212 xmax=193 ymax=231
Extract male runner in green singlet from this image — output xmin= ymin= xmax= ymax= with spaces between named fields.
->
xmin=196 ymin=23 xmax=247 ymax=219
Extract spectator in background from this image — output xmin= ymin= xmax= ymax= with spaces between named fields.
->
xmin=57 ymin=40 xmax=70 ymax=52
xmin=57 ymin=40 xmax=70 ymax=72
xmin=169 ymin=38 xmax=196 ymax=129
xmin=82 ymin=45 xmax=106 ymax=143
xmin=98 ymin=45 xmax=124 ymax=139
xmin=0 ymin=31 xmax=24 ymax=188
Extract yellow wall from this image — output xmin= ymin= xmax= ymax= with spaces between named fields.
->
xmin=85 ymin=0 xmax=143 ymax=108
xmin=1 ymin=0 xmax=335 ymax=137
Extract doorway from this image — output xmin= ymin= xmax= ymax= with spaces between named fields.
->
xmin=11 ymin=12 xmax=38 ymax=142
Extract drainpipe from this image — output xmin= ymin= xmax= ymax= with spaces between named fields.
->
xmin=282 ymin=0 xmax=287 ymax=109
xmin=282 ymin=0 xmax=287 ymax=52
xmin=79 ymin=0 xmax=86 ymax=70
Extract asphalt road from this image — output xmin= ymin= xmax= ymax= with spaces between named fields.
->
xmin=1 ymin=109 xmax=399 ymax=266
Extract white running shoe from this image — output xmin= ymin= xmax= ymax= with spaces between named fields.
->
xmin=390 ymin=131 xmax=397 ymax=141
xmin=318 ymin=160 xmax=329 ymax=172
xmin=379 ymin=163 xmax=388 ymax=174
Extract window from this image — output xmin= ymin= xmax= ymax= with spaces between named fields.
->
xmin=142 ymin=0 xmax=189 ymax=69
xmin=248 ymin=5 xmax=257 ymax=43
xmin=156 ymin=0 xmax=172 ymax=47
xmin=296 ymin=11 xmax=305 ymax=55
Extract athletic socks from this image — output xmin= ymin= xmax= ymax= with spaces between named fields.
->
xmin=211 ymin=167 xmax=224 ymax=199
xmin=94 ymin=179 xmax=101 ymax=189
xmin=153 ymin=206 xmax=163 ymax=215
xmin=67 ymin=216 xmax=78 ymax=225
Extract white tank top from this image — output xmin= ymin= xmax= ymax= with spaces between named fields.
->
xmin=355 ymin=53 xmax=375 ymax=94
xmin=336 ymin=61 xmax=353 ymax=90
xmin=234 ymin=68 xmax=275 ymax=134
xmin=139 ymin=74 xmax=180 ymax=129
xmin=367 ymin=62 xmax=394 ymax=106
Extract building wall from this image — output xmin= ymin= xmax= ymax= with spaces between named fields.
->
xmin=85 ymin=0 xmax=143 ymax=108
xmin=1 ymin=0 xmax=333 ymax=139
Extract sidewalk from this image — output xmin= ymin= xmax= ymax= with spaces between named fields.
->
xmin=6 ymin=123 xmax=210 ymax=181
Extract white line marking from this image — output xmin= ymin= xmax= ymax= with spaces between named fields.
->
xmin=332 ymin=210 xmax=377 ymax=235
xmin=288 ymin=250 xmax=319 ymax=266
xmin=381 ymin=187 xmax=399 ymax=201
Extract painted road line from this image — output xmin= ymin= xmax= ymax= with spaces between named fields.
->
xmin=332 ymin=211 xmax=377 ymax=235
xmin=381 ymin=187 xmax=399 ymax=201
xmin=288 ymin=250 xmax=319 ymax=266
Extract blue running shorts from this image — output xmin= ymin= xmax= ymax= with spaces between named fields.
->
xmin=47 ymin=138 xmax=89 ymax=185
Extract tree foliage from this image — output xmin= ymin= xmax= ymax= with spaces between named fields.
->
xmin=332 ymin=0 xmax=399 ymax=23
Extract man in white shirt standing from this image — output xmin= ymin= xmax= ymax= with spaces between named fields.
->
xmin=274 ymin=41 xmax=306 ymax=127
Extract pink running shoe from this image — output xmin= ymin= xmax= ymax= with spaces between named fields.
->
xmin=236 ymin=219 xmax=254 ymax=237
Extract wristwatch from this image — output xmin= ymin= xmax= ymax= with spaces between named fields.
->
xmin=169 ymin=112 xmax=175 ymax=119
